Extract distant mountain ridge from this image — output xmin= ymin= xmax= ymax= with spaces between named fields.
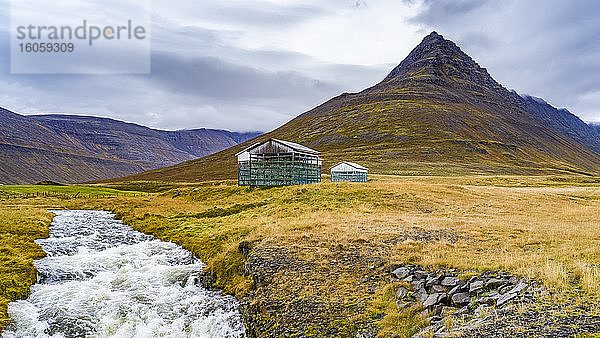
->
xmin=106 ymin=31 xmax=600 ymax=183
xmin=0 ymin=109 xmax=260 ymax=184
xmin=520 ymin=95 xmax=600 ymax=154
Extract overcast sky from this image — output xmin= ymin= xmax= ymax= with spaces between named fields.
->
xmin=0 ymin=0 xmax=598 ymax=132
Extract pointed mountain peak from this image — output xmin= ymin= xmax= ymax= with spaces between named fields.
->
xmin=423 ymin=30 xmax=443 ymax=41
xmin=382 ymin=31 xmax=501 ymax=92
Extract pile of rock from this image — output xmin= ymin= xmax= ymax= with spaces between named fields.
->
xmin=389 ymin=264 xmax=547 ymax=337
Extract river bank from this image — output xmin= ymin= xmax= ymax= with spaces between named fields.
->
xmin=3 ymin=210 xmax=245 ymax=337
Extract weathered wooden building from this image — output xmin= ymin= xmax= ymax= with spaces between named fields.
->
xmin=330 ymin=161 xmax=368 ymax=183
xmin=236 ymin=139 xmax=322 ymax=186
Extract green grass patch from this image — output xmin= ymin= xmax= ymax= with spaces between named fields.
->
xmin=369 ymin=283 xmax=429 ymax=337
xmin=172 ymin=201 xmax=269 ymax=219
xmin=0 ymin=185 xmax=142 ymax=196
xmin=0 ymin=207 xmax=52 ymax=331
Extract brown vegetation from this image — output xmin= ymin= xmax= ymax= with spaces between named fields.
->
xmin=1 ymin=174 xmax=599 ymax=335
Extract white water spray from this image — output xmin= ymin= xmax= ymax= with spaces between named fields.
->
xmin=3 ymin=210 xmax=246 ymax=338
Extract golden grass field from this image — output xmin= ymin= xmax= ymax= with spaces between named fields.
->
xmin=1 ymin=175 xmax=599 ymax=335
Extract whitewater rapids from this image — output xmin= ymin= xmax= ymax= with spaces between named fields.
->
xmin=3 ymin=210 xmax=246 ymax=338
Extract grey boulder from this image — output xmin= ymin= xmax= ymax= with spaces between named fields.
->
xmin=396 ymin=286 xmax=409 ymax=300
xmin=441 ymin=276 xmax=459 ymax=287
xmin=412 ymin=287 xmax=429 ymax=303
xmin=485 ymin=278 xmax=507 ymax=289
xmin=451 ymin=292 xmax=470 ymax=306
xmin=423 ymin=292 xmax=447 ymax=308
xmin=469 ymin=280 xmax=484 ymax=294
xmin=392 ymin=267 xmax=411 ymax=279
xmin=496 ymin=292 xmax=518 ymax=307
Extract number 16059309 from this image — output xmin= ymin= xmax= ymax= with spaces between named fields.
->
xmin=19 ymin=42 xmax=75 ymax=53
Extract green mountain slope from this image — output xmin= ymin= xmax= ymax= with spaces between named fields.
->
xmin=103 ymin=32 xmax=600 ymax=183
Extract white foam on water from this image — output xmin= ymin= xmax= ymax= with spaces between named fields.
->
xmin=3 ymin=210 xmax=246 ymax=338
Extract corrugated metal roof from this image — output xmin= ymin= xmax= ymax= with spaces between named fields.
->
xmin=330 ymin=161 xmax=368 ymax=171
xmin=273 ymin=139 xmax=320 ymax=154
xmin=235 ymin=138 xmax=320 ymax=155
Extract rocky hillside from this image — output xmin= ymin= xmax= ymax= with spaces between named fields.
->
xmin=521 ymin=96 xmax=600 ymax=154
xmin=103 ymin=31 xmax=600 ymax=183
xmin=0 ymin=109 xmax=259 ymax=184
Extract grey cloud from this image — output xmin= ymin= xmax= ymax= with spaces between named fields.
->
xmin=1 ymin=0 xmax=599 ymax=132
xmin=407 ymin=0 xmax=600 ymax=122
xmin=408 ymin=0 xmax=492 ymax=25
xmin=150 ymin=52 xmax=326 ymax=98
xmin=205 ymin=3 xmax=331 ymax=27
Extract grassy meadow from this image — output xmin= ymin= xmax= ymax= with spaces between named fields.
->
xmin=0 ymin=184 xmax=146 ymax=197
xmin=0 ymin=175 xmax=599 ymax=335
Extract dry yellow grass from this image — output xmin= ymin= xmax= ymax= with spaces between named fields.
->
xmin=0 ymin=206 xmax=51 ymax=331
xmin=82 ymin=175 xmax=600 ymax=297
xmin=91 ymin=175 xmax=600 ymax=335
xmin=0 ymin=174 xmax=599 ymax=335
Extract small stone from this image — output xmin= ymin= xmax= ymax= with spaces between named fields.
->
xmin=431 ymin=284 xmax=445 ymax=293
xmin=441 ymin=306 xmax=456 ymax=317
xmin=403 ymin=275 xmax=413 ymax=283
xmin=496 ymin=292 xmax=518 ymax=306
xmin=433 ymin=331 xmax=447 ymax=337
xmin=430 ymin=315 xmax=443 ymax=322
xmin=452 ymin=306 xmax=469 ymax=316
xmin=448 ymin=285 xmax=461 ymax=297
xmin=477 ymin=297 xmax=496 ymax=305
xmin=392 ymin=267 xmax=411 ymax=279
xmin=469 ymin=281 xmax=484 ymax=294
xmin=432 ymin=320 xmax=445 ymax=333
xmin=412 ymin=279 xmax=425 ymax=290
xmin=434 ymin=304 xmax=447 ymax=317
xmin=426 ymin=275 xmax=443 ymax=288
xmin=396 ymin=286 xmax=409 ymax=300
xmin=485 ymin=278 xmax=507 ymax=289
xmin=451 ymin=292 xmax=470 ymax=306
xmin=498 ymin=284 xmax=512 ymax=294
xmin=508 ymin=282 xmax=528 ymax=295
xmin=467 ymin=318 xmax=483 ymax=329
xmin=487 ymin=290 xmax=500 ymax=298
xmin=441 ymin=276 xmax=459 ymax=287
xmin=414 ymin=270 xmax=427 ymax=279
xmin=423 ymin=292 xmax=446 ymax=308
xmin=412 ymin=287 xmax=429 ymax=302
xmin=422 ymin=293 xmax=438 ymax=307
xmin=396 ymin=299 xmax=411 ymax=310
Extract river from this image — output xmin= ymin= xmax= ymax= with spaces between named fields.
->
xmin=3 ymin=210 xmax=246 ymax=338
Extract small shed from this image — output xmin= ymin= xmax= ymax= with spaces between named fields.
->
xmin=236 ymin=138 xmax=322 ymax=186
xmin=330 ymin=161 xmax=368 ymax=183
